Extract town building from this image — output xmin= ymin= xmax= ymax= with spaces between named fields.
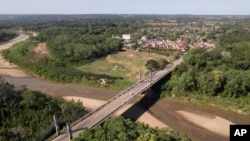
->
xmin=122 ymin=34 xmax=131 ymax=40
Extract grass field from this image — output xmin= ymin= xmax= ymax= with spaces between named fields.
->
xmin=77 ymin=49 xmax=172 ymax=81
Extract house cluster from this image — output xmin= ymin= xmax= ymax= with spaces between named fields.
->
xmin=191 ymin=40 xmax=215 ymax=50
xmin=120 ymin=33 xmax=215 ymax=52
xmin=137 ymin=36 xmax=188 ymax=51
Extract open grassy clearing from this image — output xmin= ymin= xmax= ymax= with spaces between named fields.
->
xmin=77 ymin=49 xmax=172 ymax=81
xmin=77 ymin=59 xmax=128 ymax=77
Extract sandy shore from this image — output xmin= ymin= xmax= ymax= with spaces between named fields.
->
xmin=177 ymin=111 xmax=234 ymax=137
xmin=63 ymin=96 xmax=168 ymax=129
xmin=0 ymin=34 xmax=29 ymax=51
xmin=0 ymin=55 xmax=31 ymax=77
xmin=0 ymin=34 xmax=31 ymax=77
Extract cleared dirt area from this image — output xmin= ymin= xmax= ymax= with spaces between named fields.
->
xmin=30 ymin=42 xmax=51 ymax=58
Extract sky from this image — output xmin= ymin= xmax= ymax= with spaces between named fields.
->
xmin=0 ymin=0 xmax=250 ymax=15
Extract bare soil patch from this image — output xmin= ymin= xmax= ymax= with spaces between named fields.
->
xmin=30 ymin=42 xmax=51 ymax=58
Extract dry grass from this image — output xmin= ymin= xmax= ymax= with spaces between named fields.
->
xmin=78 ymin=49 xmax=171 ymax=80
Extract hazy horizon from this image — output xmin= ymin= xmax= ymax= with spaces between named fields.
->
xmin=1 ymin=0 xmax=250 ymax=15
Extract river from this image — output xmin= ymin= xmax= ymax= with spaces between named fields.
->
xmin=1 ymin=34 xmax=250 ymax=141
xmin=1 ymin=76 xmax=118 ymax=100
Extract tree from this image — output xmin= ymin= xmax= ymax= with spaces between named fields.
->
xmin=197 ymin=71 xmax=222 ymax=96
xmin=73 ymin=117 xmax=190 ymax=141
xmin=137 ymin=133 xmax=156 ymax=141
xmin=223 ymin=70 xmax=249 ymax=97
xmin=157 ymin=59 xmax=168 ymax=70
xmin=145 ymin=60 xmax=158 ymax=71
xmin=175 ymin=72 xmax=195 ymax=92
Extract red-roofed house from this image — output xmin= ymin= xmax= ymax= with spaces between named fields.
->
xmin=178 ymin=44 xmax=187 ymax=51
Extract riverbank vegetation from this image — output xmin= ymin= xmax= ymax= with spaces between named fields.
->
xmin=159 ymin=27 xmax=250 ymax=115
xmin=0 ymin=78 xmax=87 ymax=141
xmin=0 ymin=29 xmax=17 ymax=42
xmin=73 ymin=117 xmax=190 ymax=141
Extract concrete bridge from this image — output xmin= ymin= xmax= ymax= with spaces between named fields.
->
xmin=52 ymin=57 xmax=183 ymax=141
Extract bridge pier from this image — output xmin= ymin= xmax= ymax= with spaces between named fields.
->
xmin=66 ymin=122 xmax=73 ymax=140
xmin=53 ymin=115 xmax=59 ymax=136
xmin=145 ymin=88 xmax=154 ymax=98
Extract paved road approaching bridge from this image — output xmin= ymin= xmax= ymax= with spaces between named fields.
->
xmin=52 ymin=57 xmax=183 ymax=141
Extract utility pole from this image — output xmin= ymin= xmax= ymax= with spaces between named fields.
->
xmin=66 ymin=122 xmax=73 ymax=140
xmin=53 ymin=115 xmax=59 ymax=136
xmin=139 ymin=69 xmax=142 ymax=82
xmin=150 ymin=71 xmax=152 ymax=84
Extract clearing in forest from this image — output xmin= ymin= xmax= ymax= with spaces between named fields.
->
xmin=29 ymin=42 xmax=51 ymax=58
xmin=77 ymin=49 xmax=172 ymax=80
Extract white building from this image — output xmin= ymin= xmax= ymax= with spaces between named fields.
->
xmin=122 ymin=34 xmax=131 ymax=40
xmin=141 ymin=36 xmax=147 ymax=41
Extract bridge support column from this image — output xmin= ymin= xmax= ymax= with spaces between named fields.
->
xmin=139 ymin=70 xmax=142 ymax=82
xmin=53 ymin=115 xmax=59 ymax=136
xmin=145 ymin=88 xmax=155 ymax=98
xmin=150 ymin=71 xmax=152 ymax=84
xmin=66 ymin=122 xmax=73 ymax=140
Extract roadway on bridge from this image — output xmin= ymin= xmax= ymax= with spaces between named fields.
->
xmin=52 ymin=57 xmax=183 ymax=141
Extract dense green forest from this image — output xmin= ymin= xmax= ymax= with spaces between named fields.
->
xmin=73 ymin=117 xmax=190 ymax=141
xmin=37 ymin=27 xmax=123 ymax=63
xmin=0 ymin=78 xmax=87 ymax=141
xmin=0 ymin=29 xmax=17 ymax=42
xmin=159 ymin=27 xmax=250 ymax=115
